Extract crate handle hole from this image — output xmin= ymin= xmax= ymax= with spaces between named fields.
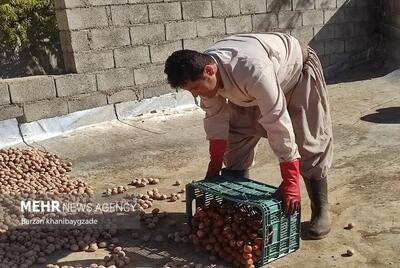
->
xmin=191 ymin=199 xmax=196 ymax=218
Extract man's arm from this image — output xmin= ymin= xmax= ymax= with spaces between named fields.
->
xmin=235 ymin=59 xmax=301 ymax=214
xmin=200 ymin=95 xmax=230 ymax=140
xmin=200 ymin=96 xmax=230 ymax=178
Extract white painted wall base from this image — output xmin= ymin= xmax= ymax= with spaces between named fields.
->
xmin=0 ymin=91 xmax=198 ymax=149
xmin=0 ymin=119 xmax=23 ymax=148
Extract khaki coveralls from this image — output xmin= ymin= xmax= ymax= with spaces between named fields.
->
xmin=200 ymin=33 xmax=333 ymax=180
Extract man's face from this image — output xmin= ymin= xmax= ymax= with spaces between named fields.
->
xmin=182 ymin=64 xmax=218 ymax=98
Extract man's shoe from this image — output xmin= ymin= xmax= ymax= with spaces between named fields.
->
xmin=304 ymin=177 xmax=331 ymax=239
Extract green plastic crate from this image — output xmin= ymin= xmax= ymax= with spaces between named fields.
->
xmin=186 ymin=175 xmax=300 ymax=267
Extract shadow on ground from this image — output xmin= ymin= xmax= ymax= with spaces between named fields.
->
xmin=361 ymin=107 xmax=400 ymax=124
xmin=326 ymin=60 xmax=399 ymax=85
xmin=39 ymin=212 xmax=217 ymax=267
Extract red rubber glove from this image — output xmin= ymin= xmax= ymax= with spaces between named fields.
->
xmin=205 ymin=139 xmax=227 ymax=179
xmin=277 ymin=160 xmax=301 ymax=215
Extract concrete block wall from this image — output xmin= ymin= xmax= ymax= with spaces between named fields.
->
xmin=56 ymin=0 xmax=380 ymax=72
xmin=383 ymin=0 xmax=400 ymax=65
xmin=0 ymin=73 xmax=147 ymax=123
xmin=0 ymin=0 xmax=381 ymax=124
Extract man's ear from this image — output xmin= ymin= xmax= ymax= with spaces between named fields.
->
xmin=204 ymin=64 xmax=216 ymax=76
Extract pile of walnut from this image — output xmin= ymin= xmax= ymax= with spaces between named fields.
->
xmin=103 ymin=186 xmax=128 ymax=196
xmin=129 ymin=177 xmax=159 ymax=187
xmin=189 ymin=200 xmax=264 ymax=268
xmin=146 ymin=188 xmax=168 ymax=200
xmin=0 ymin=224 xmax=118 ymax=267
xmin=145 ymin=188 xmax=184 ymax=202
xmin=0 ymin=147 xmax=123 ymax=268
xmin=124 ymin=193 xmax=154 ymax=210
xmin=139 ymin=208 xmax=167 ymax=229
xmin=45 ymin=243 xmax=130 ymax=268
xmin=0 ymin=148 xmax=93 ymax=195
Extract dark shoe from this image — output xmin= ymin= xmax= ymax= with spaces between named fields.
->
xmin=221 ymin=168 xmax=250 ymax=179
xmin=304 ymin=177 xmax=331 ymax=239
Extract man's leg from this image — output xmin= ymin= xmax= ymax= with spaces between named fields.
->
xmin=287 ymin=47 xmax=333 ymax=239
xmin=222 ymin=103 xmax=264 ymax=178
xmin=223 ymin=134 xmax=261 ymax=178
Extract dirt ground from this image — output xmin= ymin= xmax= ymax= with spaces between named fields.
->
xmin=27 ymin=67 xmax=400 ymax=268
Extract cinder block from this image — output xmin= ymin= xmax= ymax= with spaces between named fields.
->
xmin=111 ymin=5 xmax=148 ymax=26
xmin=240 ymin=0 xmax=267 ymax=14
xmin=183 ymin=37 xmax=214 ymax=51
xmin=226 ymin=16 xmax=252 ymax=34
xmin=143 ymin=83 xmax=175 ymax=98
xmin=324 ymin=9 xmax=345 ymax=24
xmin=129 ymin=0 xmax=162 ymax=2
xmin=68 ymin=93 xmax=108 ymax=113
xmin=278 ymin=11 xmax=302 ymax=29
xmin=134 ymin=65 xmax=166 ymax=85
xmin=291 ymin=27 xmax=314 ymax=44
xmin=252 ymin=14 xmax=278 ymax=31
xmin=0 ymin=82 xmax=10 ymax=105
xmin=394 ymin=14 xmax=400 ymax=28
xmin=63 ymin=52 xmax=76 ymax=74
xmin=150 ymin=41 xmax=183 ymax=63
xmin=56 ymin=8 xmax=108 ymax=31
xmin=352 ymin=22 xmax=369 ymax=36
xmin=89 ymin=27 xmax=130 ymax=49
xmin=309 ymin=40 xmax=325 ymax=55
xmin=0 ymin=105 xmax=23 ymax=121
xmin=293 ymin=0 xmax=314 ymax=10
xmin=196 ymin=18 xmax=226 ymax=37
xmin=68 ymin=50 xmax=115 ymax=73
xmin=107 ymin=89 xmax=139 ymax=104
xmin=97 ymin=68 xmax=135 ymax=92
xmin=166 ymin=21 xmax=197 ymax=40
xmin=303 ymin=10 xmax=324 ymax=26
xmin=356 ymin=0 xmax=372 ymax=7
xmin=316 ymin=0 xmax=336 ymax=9
xmin=55 ymin=10 xmax=69 ymax=30
xmin=337 ymin=0 xmax=356 ymax=8
xmin=55 ymin=74 xmax=97 ymax=97
xmin=393 ymin=0 xmax=400 ymax=12
xmin=22 ymin=99 xmax=69 ymax=123
xmin=55 ymin=0 xmax=127 ymax=8
xmin=182 ymin=1 xmax=212 ymax=19
xmin=87 ymin=0 xmax=127 ymax=6
xmin=383 ymin=10 xmax=391 ymax=25
xmin=267 ymin=0 xmax=292 ymax=12
xmin=363 ymin=8 xmax=378 ymax=22
xmin=130 ymin=24 xmax=165 ymax=45
xmin=387 ymin=40 xmax=400 ymax=64
xmin=313 ymin=25 xmax=335 ymax=40
xmin=330 ymin=52 xmax=350 ymax=64
xmin=319 ymin=54 xmax=330 ymax=67
xmin=275 ymin=28 xmax=292 ymax=35
xmin=212 ymin=0 xmax=240 ymax=17
xmin=9 ymin=76 xmax=56 ymax=103
xmin=54 ymin=0 xmax=84 ymax=9
xmin=345 ymin=37 xmax=365 ymax=52
xmin=334 ymin=23 xmax=354 ymax=38
xmin=114 ymin=46 xmax=150 ymax=68
xmin=325 ymin=40 xmax=345 ymax=54
xmin=213 ymin=35 xmax=229 ymax=43
xmin=344 ymin=8 xmax=364 ymax=22
xmin=59 ymin=30 xmax=90 ymax=52
xmin=149 ymin=2 xmax=182 ymax=22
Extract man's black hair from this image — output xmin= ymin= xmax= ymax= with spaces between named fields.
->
xmin=164 ymin=49 xmax=214 ymax=88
